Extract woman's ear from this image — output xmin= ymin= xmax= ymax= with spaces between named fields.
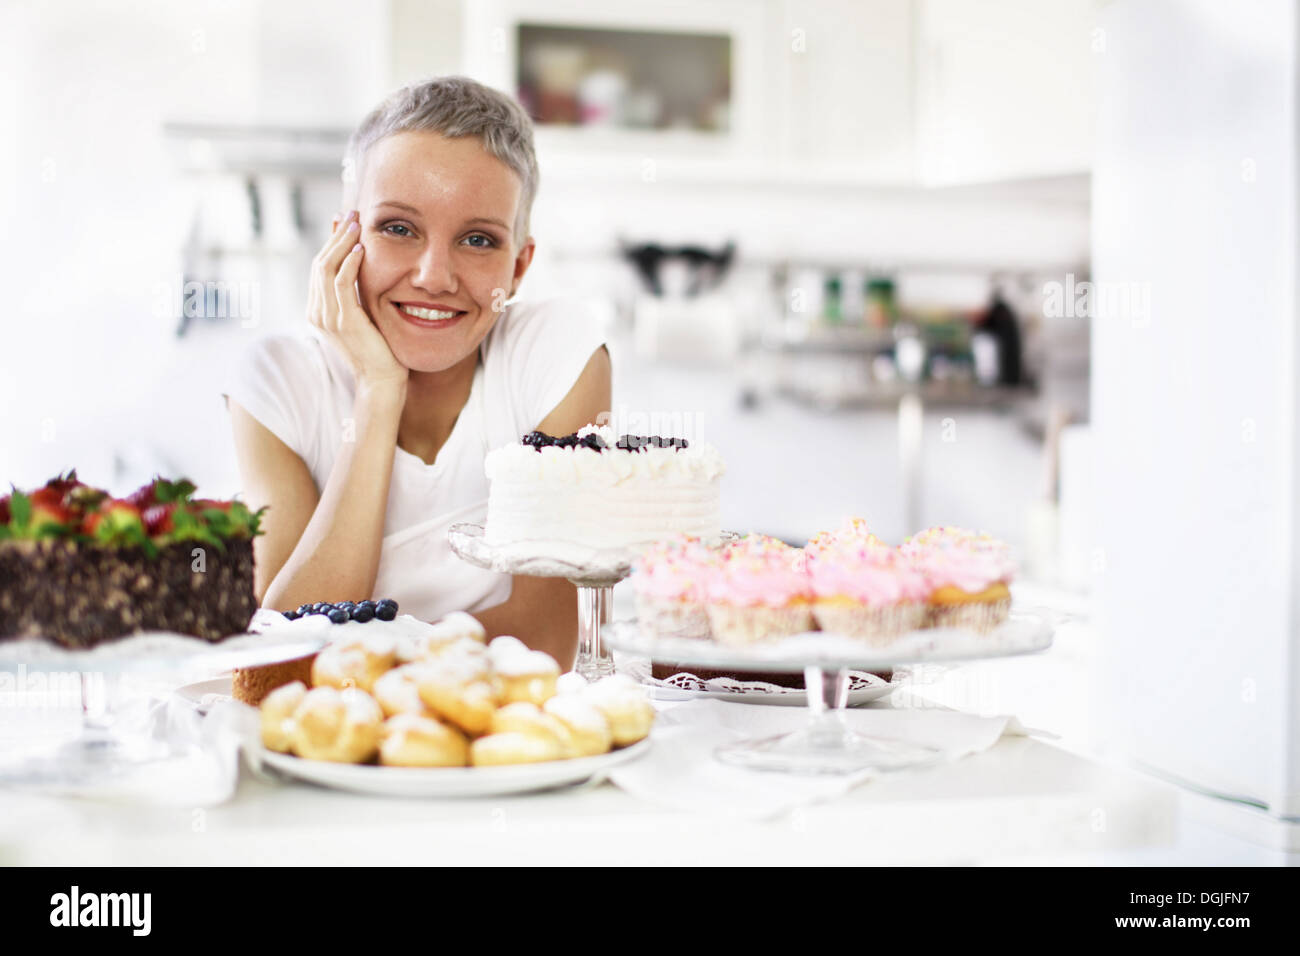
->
xmin=510 ymin=237 xmax=536 ymax=297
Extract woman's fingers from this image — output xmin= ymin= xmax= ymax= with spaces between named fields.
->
xmin=309 ymin=210 xmax=359 ymax=331
xmin=306 ymin=215 xmax=404 ymax=388
xmin=313 ymin=211 xmax=359 ymax=281
xmin=332 ymin=242 xmax=365 ymax=331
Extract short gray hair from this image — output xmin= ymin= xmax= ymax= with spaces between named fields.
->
xmin=344 ymin=75 xmax=540 ymax=244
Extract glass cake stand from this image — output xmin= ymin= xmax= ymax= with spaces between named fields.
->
xmin=0 ymin=625 xmax=329 ymax=789
xmin=603 ymin=611 xmax=1054 ymax=775
xmin=447 ymin=523 xmax=641 ymax=680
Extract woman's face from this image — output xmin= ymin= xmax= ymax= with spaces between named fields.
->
xmin=355 ymin=130 xmax=534 ymax=374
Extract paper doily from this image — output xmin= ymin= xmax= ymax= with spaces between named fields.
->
xmin=620 ymin=656 xmax=911 ymax=697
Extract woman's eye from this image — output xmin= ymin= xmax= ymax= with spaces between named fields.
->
xmin=382 ymin=223 xmax=413 ymax=237
xmin=463 ymin=234 xmax=495 ymax=248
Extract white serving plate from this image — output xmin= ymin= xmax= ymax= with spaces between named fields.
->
xmin=257 ymin=738 xmax=652 ymax=798
xmin=0 ymin=629 xmax=327 ymax=674
xmin=174 ymin=677 xmax=234 ymax=714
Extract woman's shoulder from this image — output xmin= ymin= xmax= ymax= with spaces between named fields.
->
xmin=479 ymin=297 xmax=609 ymax=439
xmin=234 ymin=328 xmax=347 ymax=393
xmin=482 ymin=296 xmax=606 ymax=379
xmin=235 ymin=327 xmax=320 ymax=371
xmin=483 ymin=296 xmax=604 ymax=354
xmin=224 ymin=328 xmax=344 ymax=462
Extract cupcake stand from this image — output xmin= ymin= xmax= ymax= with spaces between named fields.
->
xmin=0 ymin=624 xmax=329 ymax=788
xmin=604 ymin=611 xmax=1054 ymax=775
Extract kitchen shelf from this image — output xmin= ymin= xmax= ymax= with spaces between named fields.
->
xmin=761 ymin=326 xmax=896 ymax=355
xmin=773 ymin=380 xmax=1032 ymax=412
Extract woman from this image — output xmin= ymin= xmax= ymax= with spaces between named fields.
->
xmin=224 ymin=77 xmax=609 ymax=667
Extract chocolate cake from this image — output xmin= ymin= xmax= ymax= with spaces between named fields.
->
xmin=0 ymin=471 xmax=263 ymax=648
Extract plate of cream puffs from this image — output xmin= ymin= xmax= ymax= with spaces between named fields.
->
xmin=252 ymin=611 xmax=654 ymax=797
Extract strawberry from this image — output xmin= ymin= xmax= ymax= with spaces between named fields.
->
xmin=124 ymin=482 xmax=157 ymax=510
xmin=63 ymin=484 xmax=108 ymax=514
xmin=29 ymin=470 xmax=108 ymax=517
xmin=40 ymin=469 xmax=84 ymax=499
xmin=3 ymin=488 xmax=74 ymax=539
xmin=124 ymin=476 xmax=197 ymax=511
xmin=193 ymin=498 xmax=264 ymax=539
xmin=82 ymin=499 xmax=147 ymax=546
xmin=28 ymin=486 xmax=66 ymax=510
xmin=154 ymin=504 xmax=226 ymax=551
xmin=143 ymin=502 xmax=177 ymax=536
xmin=30 ymin=499 xmax=73 ymax=533
xmin=0 ymin=495 xmax=9 ymax=525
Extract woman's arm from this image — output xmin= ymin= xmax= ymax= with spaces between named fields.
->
xmin=230 ymin=209 xmax=410 ymax=610
xmin=229 ymin=382 xmax=405 ymax=610
xmin=472 ymin=344 xmax=612 ymax=667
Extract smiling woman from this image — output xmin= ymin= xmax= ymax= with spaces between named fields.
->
xmin=221 ymin=77 xmax=609 ymax=667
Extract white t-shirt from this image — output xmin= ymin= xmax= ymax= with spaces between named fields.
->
xmin=222 ymin=298 xmax=607 ymax=622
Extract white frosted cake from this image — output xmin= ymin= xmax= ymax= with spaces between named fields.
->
xmin=483 ymin=426 xmax=724 ymax=551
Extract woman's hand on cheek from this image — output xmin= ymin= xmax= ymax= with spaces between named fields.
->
xmin=308 ymin=210 xmax=409 ymax=395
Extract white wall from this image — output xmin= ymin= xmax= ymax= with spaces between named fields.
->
xmin=0 ymin=0 xmax=387 ymax=495
xmin=916 ymin=0 xmax=1099 ymax=185
xmin=1093 ymin=0 xmax=1298 ymax=815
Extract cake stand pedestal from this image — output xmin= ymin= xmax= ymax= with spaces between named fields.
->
xmin=447 ymin=523 xmax=632 ymax=679
xmin=0 ymin=628 xmax=328 ymax=790
xmin=604 ymin=611 xmax=1054 ymax=775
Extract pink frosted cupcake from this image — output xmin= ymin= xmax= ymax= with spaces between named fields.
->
xmin=806 ymin=546 xmax=930 ymax=645
xmin=724 ymin=532 xmax=798 ymax=557
xmin=804 ymin=517 xmax=888 ymax=558
xmin=901 ymin=526 xmax=1012 ymax=561
xmin=632 ymin=535 xmax=718 ymax=640
xmin=901 ymin=528 xmax=1016 ymax=633
xmin=705 ymin=539 xmax=814 ymax=645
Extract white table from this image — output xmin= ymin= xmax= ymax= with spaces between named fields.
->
xmin=0 ymin=727 xmax=1179 ymax=866
xmin=0 ymin=583 xmax=1204 ymax=866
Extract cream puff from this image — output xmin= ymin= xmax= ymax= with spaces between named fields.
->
xmin=489 ymin=701 xmax=576 ymax=757
xmin=378 ymin=713 xmax=470 ymax=768
xmin=371 ymin=663 xmax=433 ymax=718
xmin=488 ymin=636 xmax=560 ymax=707
xmin=259 ymin=680 xmax=307 ymax=753
xmin=543 ymin=695 xmax=613 ymax=757
xmin=311 ymin=632 xmax=398 ymax=693
xmin=470 ymin=731 xmax=567 ymax=767
xmin=580 ymin=675 xmax=655 ymax=747
xmin=289 ymin=687 xmax=384 ymax=763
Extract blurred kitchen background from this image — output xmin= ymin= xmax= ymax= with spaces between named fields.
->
xmin=0 ymin=0 xmax=1095 ymax=582
xmin=4 ymin=0 xmax=1300 ymax=842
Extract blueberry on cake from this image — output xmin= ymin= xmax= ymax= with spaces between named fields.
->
xmin=483 ymin=426 xmax=724 ymax=551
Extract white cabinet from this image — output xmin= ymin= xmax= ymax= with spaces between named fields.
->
xmin=452 ymin=0 xmax=916 ymax=186
xmin=916 ymin=0 xmax=1099 ymax=185
xmin=392 ymin=0 xmax=1099 ymax=188
xmin=769 ymin=0 xmax=915 ymax=185
xmin=459 ymin=0 xmax=774 ymax=181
